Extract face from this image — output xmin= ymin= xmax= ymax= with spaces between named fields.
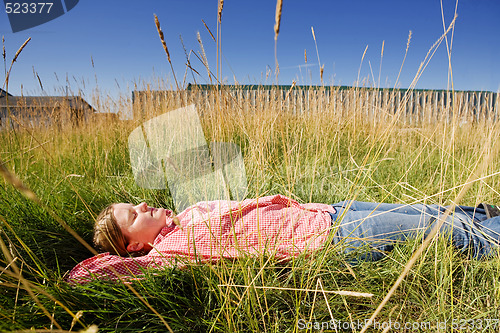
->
xmin=113 ymin=202 xmax=168 ymax=253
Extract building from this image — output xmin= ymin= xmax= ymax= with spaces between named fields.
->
xmin=133 ymin=84 xmax=499 ymax=123
xmin=0 ymin=92 xmax=97 ymax=129
xmin=0 ymin=88 xmax=11 ymax=98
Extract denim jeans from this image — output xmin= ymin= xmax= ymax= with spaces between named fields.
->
xmin=328 ymin=200 xmax=500 ymax=261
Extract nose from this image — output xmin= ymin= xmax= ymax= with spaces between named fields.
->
xmin=134 ymin=202 xmax=148 ymax=212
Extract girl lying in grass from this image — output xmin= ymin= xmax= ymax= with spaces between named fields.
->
xmin=67 ymin=195 xmax=500 ymax=284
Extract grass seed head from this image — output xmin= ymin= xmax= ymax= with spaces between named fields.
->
xmin=274 ymin=0 xmax=283 ymax=41
xmin=218 ymin=0 xmax=224 ymax=23
xmin=12 ymin=37 xmax=31 ymax=64
xmin=154 ymin=14 xmax=171 ymax=63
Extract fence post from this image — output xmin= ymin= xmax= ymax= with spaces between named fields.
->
xmin=495 ymin=92 xmax=499 ymax=122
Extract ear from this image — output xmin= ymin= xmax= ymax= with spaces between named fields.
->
xmin=127 ymin=241 xmax=144 ymax=253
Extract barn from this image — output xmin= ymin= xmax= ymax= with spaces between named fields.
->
xmin=0 ymin=89 xmax=97 ymax=129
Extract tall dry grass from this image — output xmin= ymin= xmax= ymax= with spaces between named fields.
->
xmin=1 ymin=81 xmax=500 ymax=331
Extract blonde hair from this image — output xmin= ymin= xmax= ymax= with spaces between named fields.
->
xmin=93 ymin=204 xmax=128 ymax=256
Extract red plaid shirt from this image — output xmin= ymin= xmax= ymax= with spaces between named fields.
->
xmin=67 ymin=195 xmax=335 ymax=284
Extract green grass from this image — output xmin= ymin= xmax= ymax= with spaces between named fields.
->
xmin=1 ymin=89 xmax=500 ymax=332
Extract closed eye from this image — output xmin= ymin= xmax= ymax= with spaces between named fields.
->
xmin=130 ymin=209 xmax=138 ymax=222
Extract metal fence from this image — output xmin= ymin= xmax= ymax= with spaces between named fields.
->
xmin=132 ymin=88 xmax=499 ymax=124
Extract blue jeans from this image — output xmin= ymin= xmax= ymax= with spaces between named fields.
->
xmin=328 ymin=201 xmax=500 ymax=261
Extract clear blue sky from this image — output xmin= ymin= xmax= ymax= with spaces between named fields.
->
xmin=1 ymin=0 xmax=499 ymax=111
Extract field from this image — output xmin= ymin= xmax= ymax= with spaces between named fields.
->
xmin=2 ymin=5 xmax=500 ymax=330
xmin=1 ymin=84 xmax=500 ymax=332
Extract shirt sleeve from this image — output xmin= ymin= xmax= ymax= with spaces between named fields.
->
xmin=66 ymin=253 xmax=170 ymax=284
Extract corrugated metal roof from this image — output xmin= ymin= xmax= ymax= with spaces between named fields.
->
xmin=0 ymin=88 xmax=12 ymax=98
xmin=0 ymin=96 xmax=95 ymax=111
xmin=185 ymin=83 xmax=494 ymax=94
